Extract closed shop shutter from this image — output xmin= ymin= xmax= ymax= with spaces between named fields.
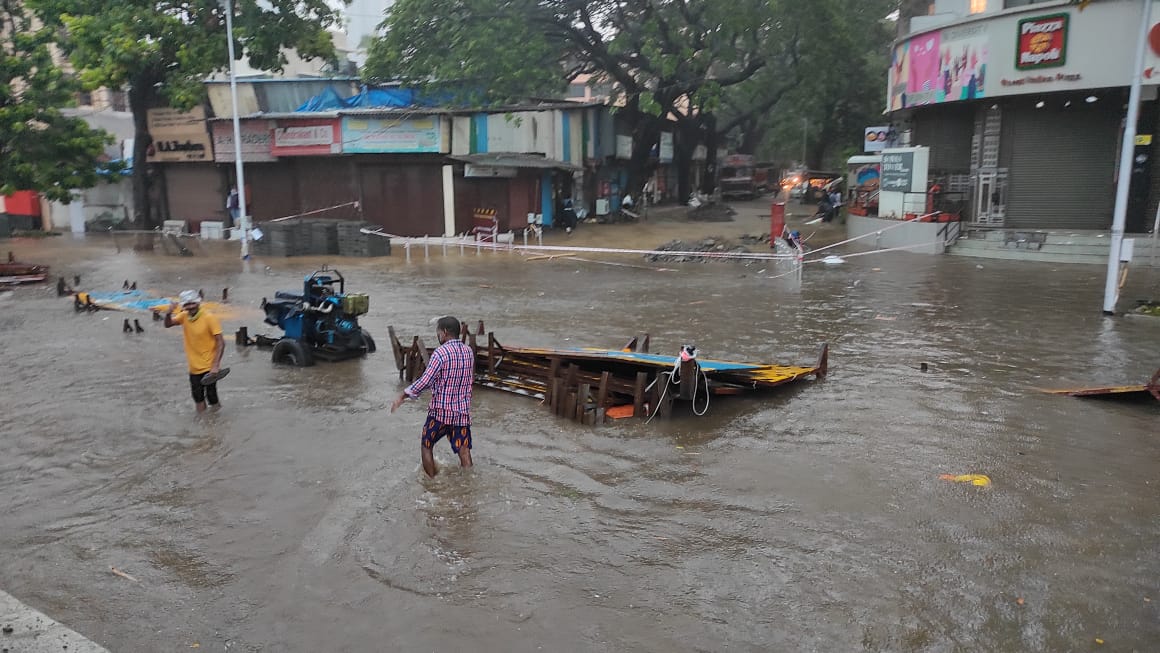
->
xmin=248 ymin=163 xmax=296 ymax=223
xmin=164 ymin=164 xmax=224 ymax=226
xmin=1000 ymin=99 xmax=1119 ymax=230
xmin=292 ymin=158 xmax=359 ymax=217
xmin=358 ymin=163 xmax=444 ymax=236
xmin=913 ymin=105 xmax=975 ymax=172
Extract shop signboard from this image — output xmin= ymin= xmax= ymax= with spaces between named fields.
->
xmin=271 ymin=119 xmax=342 ymax=156
xmin=880 ymin=151 xmax=915 ymax=193
xmin=341 ymin=116 xmax=443 ymax=153
xmin=212 ymin=121 xmax=275 ymax=162
xmin=864 ymin=126 xmax=891 ymax=153
xmin=146 ymin=107 xmax=213 ymax=163
xmin=615 ymin=134 xmax=633 ymax=160
xmin=1016 ymin=14 xmax=1068 ymax=71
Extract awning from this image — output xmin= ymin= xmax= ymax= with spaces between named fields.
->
xmin=449 ymin=153 xmax=582 ymax=172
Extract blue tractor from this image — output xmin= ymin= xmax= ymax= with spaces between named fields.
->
xmin=259 ymin=267 xmax=374 ymax=366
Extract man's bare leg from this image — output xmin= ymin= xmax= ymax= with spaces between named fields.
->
xmin=458 ymin=448 xmax=473 ymax=469
xmin=421 ymin=445 xmax=438 ymax=478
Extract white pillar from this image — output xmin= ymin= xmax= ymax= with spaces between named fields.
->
xmin=442 ymin=164 xmax=456 ymax=237
xmin=1104 ymin=0 xmax=1154 ymax=314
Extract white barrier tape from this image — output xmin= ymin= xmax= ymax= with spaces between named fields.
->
xmin=802 ymin=239 xmax=945 ymax=263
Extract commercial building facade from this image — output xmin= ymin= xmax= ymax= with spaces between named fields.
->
xmin=889 ymin=0 xmax=1160 ymax=233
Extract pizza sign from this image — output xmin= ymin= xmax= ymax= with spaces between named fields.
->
xmin=1017 ymin=14 xmax=1068 ymax=70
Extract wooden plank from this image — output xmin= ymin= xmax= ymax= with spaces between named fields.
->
xmin=487 ymin=332 xmax=497 ymax=374
xmin=550 ymin=378 xmax=562 ymax=415
xmin=577 ymin=383 xmax=590 ymax=422
xmin=622 ymin=336 xmax=638 ymax=352
xmin=596 ymin=371 xmax=610 ymax=409
xmin=477 ymin=320 xmax=485 ymax=335
xmin=633 ymin=372 xmax=647 ymax=418
xmin=416 ymin=337 xmax=431 ymax=367
xmin=638 ymin=333 xmax=650 ymax=353
xmin=388 ymin=326 xmax=405 ymax=372
xmin=678 ymin=359 xmax=697 ymax=400
xmin=566 ymin=392 xmax=577 ymax=420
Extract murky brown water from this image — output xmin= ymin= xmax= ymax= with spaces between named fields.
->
xmin=2 ymin=234 xmax=1158 ymax=652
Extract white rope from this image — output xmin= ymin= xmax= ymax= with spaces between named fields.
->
xmin=805 ymin=214 xmax=940 ymax=257
xmin=802 ymin=239 xmax=947 ymax=263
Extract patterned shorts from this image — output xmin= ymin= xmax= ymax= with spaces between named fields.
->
xmin=422 ymin=415 xmax=472 ymax=453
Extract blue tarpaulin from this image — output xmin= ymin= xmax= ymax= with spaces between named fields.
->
xmin=293 ymin=85 xmax=464 ymax=112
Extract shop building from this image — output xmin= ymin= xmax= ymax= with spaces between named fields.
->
xmin=889 ymin=0 xmax=1160 ymax=234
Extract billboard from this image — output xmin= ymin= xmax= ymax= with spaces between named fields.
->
xmin=890 ymin=22 xmax=988 ymax=110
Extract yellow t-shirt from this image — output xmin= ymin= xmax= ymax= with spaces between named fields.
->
xmin=173 ymin=310 xmax=223 ymax=374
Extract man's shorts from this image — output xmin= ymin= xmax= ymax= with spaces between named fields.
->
xmin=189 ymin=372 xmax=220 ymax=405
xmin=422 ymin=415 xmax=472 ymax=453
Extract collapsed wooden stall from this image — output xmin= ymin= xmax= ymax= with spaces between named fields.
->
xmin=387 ymin=321 xmax=828 ymax=425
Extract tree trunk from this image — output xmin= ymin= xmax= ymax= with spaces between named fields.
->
xmin=624 ymin=107 xmax=660 ymax=201
xmin=735 ymin=117 xmax=764 ymax=157
xmin=128 ymin=79 xmax=155 ymax=249
xmin=700 ymin=113 xmax=719 ymax=196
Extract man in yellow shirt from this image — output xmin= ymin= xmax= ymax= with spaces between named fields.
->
xmin=164 ymin=290 xmax=226 ymax=411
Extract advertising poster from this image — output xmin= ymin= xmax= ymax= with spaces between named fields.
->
xmin=890 ymin=23 xmax=988 ymax=109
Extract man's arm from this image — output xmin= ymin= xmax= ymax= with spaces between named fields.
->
xmin=210 ymin=334 xmax=225 ymax=374
xmin=163 ymin=302 xmax=181 ymax=328
xmin=391 ymin=352 xmax=442 ymax=412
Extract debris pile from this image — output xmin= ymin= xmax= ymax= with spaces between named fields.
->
xmin=646 ymin=237 xmax=754 ymax=263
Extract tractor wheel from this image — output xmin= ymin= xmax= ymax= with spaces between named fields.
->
xmin=272 ymin=338 xmax=315 ymax=367
xmin=360 ymin=331 xmax=377 ymax=354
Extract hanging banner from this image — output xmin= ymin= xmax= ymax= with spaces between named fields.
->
xmin=341 ymin=116 xmax=443 ymax=153
xmin=658 ymin=132 xmax=674 ymax=163
xmin=212 ymin=121 xmax=275 ymax=162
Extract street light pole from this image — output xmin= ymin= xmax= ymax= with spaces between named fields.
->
xmin=224 ymin=0 xmax=250 ymax=260
xmin=1103 ymin=0 xmax=1153 ymax=314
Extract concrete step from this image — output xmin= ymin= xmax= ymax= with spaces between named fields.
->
xmin=946 ymin=246 xmax=1112 ymax=264
xmin=953 ymin=242 xmax=1115 ymax=256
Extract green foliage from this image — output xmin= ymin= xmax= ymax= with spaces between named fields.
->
xmin=757 ymin=0 xmax=897 ymax=168
xmin=29 ymin=0 xmax=345 ymax=110
xmin=27 ymin=0 xmax=347 ymax=225
xmin=1 ymin=1 xmax=115 ymax=202
xmin=365 ymin=0 xmax=567 ymax=104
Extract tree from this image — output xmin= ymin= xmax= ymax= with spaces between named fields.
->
xmin=27 ymin=0 xmax=347 ymax=232
xmin=754 ymin=0 xmax=896 ymax=171
xmin=367 ymin=0 xmax=793 ymax=202
xmin=1 ymin=0 xmax=114 ymax=203
xmin=364 ymin=0 xmax=569 ymax=104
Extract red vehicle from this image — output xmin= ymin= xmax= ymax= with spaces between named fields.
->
xmin=720 ymin=154 xmax=757 ymax=199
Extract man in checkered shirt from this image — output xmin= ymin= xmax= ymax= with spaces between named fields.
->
xmin=391 ymin=316 xmax=475 ymax=477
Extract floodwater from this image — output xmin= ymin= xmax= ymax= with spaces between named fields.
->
xmin=1 ymin=234 xmax=1158 ymax=652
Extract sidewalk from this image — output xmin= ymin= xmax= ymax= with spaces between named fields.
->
xmin=0 ymin=589 xmax=108 ymax=653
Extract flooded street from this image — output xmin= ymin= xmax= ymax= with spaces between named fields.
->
xmin=2 ymin=234 xmax=1158 ymax=652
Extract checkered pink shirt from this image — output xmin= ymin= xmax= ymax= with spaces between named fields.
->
xmin=405 ymin=338 xmax=474 ymax=425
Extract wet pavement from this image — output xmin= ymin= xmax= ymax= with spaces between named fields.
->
xmin=1 ymin=234 xmax=1158 ymax=652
